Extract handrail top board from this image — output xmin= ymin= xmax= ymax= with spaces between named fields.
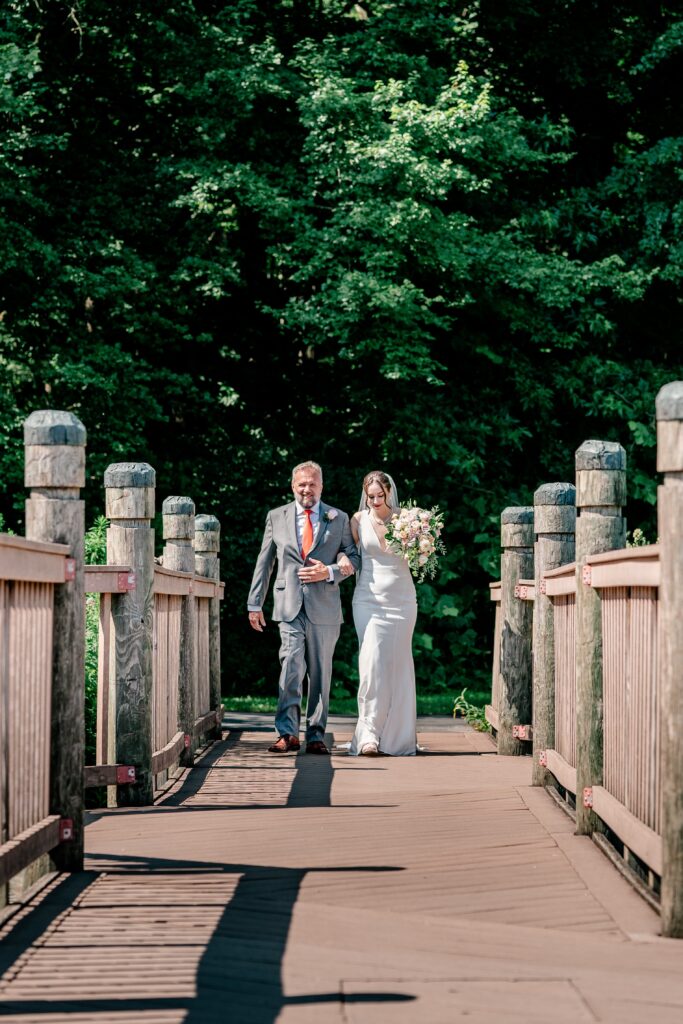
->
xmin=543 ymin=562 xmax=576 ymax=580
xmin=0 ymin=533 xmax=69 ymax=556
xmin=154 ymin=563 xmax=194 ymax=580
xmin=585 ymin=544 xmax=659 ymax=565
xmin=0 ymin=533 xmax=71 ymax=583
xmin=154 ymin=563 xmax=225 ymax=598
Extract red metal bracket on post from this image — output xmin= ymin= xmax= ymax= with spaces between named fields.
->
xmin=513 ymin=724 xmax=533 ymax=741
xmin=59 ymin=819 xmax=74 ymax=842
xmin=116 ymin=766 xmax=136 ymax=784
xmin=64 ymin=558 xmax=76 ymax=582
xmin=582 ymin=564 xmax=592 ymax=586
xmin=539 ymin=579 xmax=547 ymax=596
xmin=583 ymin=787 xmax=593 ymax=809
xmin=184 ymin=734 xmax=191 ymax=749
xmin=514 ymin=584 xmax=521 ymax=598
xmin=117 ymin=571 xmax=136 ymax=591
xmin=539 ymin=750 xmax=548 ymax=768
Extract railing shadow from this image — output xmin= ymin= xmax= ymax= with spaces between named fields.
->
xmin=0 ymin=729 xmax=415 ymax=1022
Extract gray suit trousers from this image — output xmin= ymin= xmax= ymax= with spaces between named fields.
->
xmin=276 ymin=609 xmax=340 ymax=741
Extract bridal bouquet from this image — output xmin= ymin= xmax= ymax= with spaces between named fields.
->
xmin=384 ymin=503 xmax=445 ymax=582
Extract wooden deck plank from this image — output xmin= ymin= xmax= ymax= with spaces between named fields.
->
xmin=0 ymin=719 xmax=680 ymax=1023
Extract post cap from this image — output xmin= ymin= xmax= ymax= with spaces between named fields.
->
xmin=195 ymin=514 xmax=220 ymax=534
xmin=575 ymin=440 xmax=626 ymax=471
xmin=162 ymin=495 xmax=195 ymax=516
xmin=104 ymin=463 xmax=156 ymax=488
xmin=24 ymin=410 xmax=86 ymax=446
xmin=533 ymin=482 xmax=576 ymax=506
xmin=501 ymin=506 xmax=534 ymax=525
xmin=655 ymin=381 xmax=683 ymax=421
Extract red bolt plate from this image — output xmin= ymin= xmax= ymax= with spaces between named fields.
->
xmin=184 ymin=734 xmax=191 ymax=749
xmin=59 ymin=819 xmax=74 ymax=842
xmin=582 ymin=564 xmax=592 ymax=586
xmin=539 ymin=579 xmax=547 ymax=596
xmin=117 ymin=571 xmax=136 ymax=591
xmin=539 ymin=751 xmax=548 ymax=767
xmin=116 ymin=766 xmax=136 ymax=784
xmin=583 ymin=787 xmax=593 ymax=809
xmin=64 ymin=558 xmax=76 ymax=582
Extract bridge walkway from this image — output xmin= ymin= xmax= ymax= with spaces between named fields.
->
xmin=0 ymin=716 xmax=681 ymax=1023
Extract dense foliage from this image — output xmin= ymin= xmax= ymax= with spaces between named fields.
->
xmin=1 ymin=1 xmax=681 ymax=700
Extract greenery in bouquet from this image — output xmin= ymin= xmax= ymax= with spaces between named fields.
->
xmin=385 ymin=503 xmax=445 ymax=583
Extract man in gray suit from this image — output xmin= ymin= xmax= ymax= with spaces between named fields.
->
xmin=247 ymin=461 xmax=359 ymax=754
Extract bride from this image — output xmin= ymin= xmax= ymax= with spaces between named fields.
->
xmin=343 ymin=470 xmax=418 ymax=757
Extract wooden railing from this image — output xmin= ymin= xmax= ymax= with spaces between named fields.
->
xmin=584 ymin=546 xmax=661 ymax=875
xmin=0 ymin=409 xmax=224 ymax=897
xmin=541 ymin=563 xmax=577 ymax=791
xmin=486 ymin=380 xmax=683 ymax=936
xmin=0 ymin=535 xmax=71 ymax=888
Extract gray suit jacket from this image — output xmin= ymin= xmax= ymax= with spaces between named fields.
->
xmin=248 ymin=501 xmax=359 ymax=625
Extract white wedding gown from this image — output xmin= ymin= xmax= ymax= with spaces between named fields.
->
xmin=349 ymin=510 xmax=418 ymax=756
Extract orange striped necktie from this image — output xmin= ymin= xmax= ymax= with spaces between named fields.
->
xmin=301 ymin=509 xmax=314 ymax=559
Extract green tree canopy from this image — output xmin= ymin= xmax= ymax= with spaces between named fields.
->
xmin=1 ymin=1 xmax=681 ymax=695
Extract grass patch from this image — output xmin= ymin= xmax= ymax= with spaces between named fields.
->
xmin=223 ymin=689 xmax=491 ymax=718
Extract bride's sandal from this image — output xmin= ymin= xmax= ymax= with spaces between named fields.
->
xmin=360 ymin=742 xmax=379 ymax=757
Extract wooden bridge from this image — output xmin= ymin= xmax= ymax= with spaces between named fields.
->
xmin=2 ymin=718 xmax=683 ymax=1023
xmin=1 ymin=384 xmax=683 ymax=1021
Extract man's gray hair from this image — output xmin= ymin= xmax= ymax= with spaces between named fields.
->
xmin=291 ymin=460 xmax=323 ymax=482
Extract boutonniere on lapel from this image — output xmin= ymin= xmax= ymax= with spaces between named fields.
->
xmin=323 ymin=509 xmax=339 ymax=523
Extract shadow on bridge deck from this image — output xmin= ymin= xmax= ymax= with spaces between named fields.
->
xmin=1 ymin=720 xmax=683 ymax=1024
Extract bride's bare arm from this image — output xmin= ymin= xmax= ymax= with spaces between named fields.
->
xmin=336 ymin=513 xmax=361 ymax=577
xmin=350 ymin=511 xmax=361 ymax=546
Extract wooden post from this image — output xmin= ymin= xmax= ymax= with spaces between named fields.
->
xmin=574 ymin=440 xmax=626 ymax=835
xmin=162 ymin=496 xmax=196 ymax=766
xmin=24 ymin=410 xmax=86 ymax=871
xmin=531 ymin=483 xmax=576 ymax=786
xmin=498 ymin=506 xmax=534 ymax=756
xmin=657 ymin=381 xmax=683 ymax=937
xmin=104 ymin=463 xmax=156 ymax=805
xmin=195 ymin=514 xmax=222 ymax=740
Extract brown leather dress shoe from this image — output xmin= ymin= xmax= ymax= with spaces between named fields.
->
xmin=305 ymin=740 xmax=330 ymax=755
xmin=268 ymin=735 xmax=300 ymax=753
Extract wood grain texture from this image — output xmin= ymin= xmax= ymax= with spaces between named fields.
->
xmin=574 ymin=441 xmax=626 ymax=837
xmin=25 ymin=490 xmax=85 ymax=872
xmin=162 ymin=499 xmax=195 ymax=768
xmin=107 ymin=523 xmax=155 ymax=806
xmin=2 ymin=719 xmax=679 ymax=1024
xmin=532 ymin=483 xmax=575 ymax=786
xmin=658 ymin=472 xmax=683 ymax=934
xmin=498 ymin=508 xmax=533 ymax=755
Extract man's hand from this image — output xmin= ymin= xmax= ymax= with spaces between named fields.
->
xmin=337 ymin=553 xmax=355 ymax=577
xmin=248 ymin=610 xmax=266 ymax=632
xmin=298 ymin=558 xmax=329 ymax=583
